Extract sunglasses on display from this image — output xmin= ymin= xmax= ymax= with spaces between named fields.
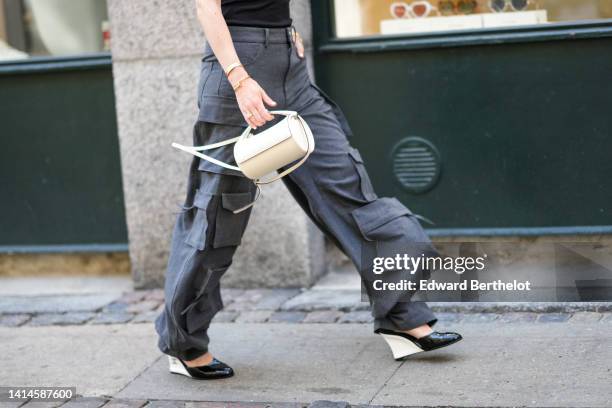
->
xmin=489 ymin=0 xmax=531 ymax=12
xmin=390 ymin=1 xmax=439 ymax=18
xmin=438 ymin=0 xmax=478 ymax=16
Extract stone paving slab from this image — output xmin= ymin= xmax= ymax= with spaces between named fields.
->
xmin=90 ymin=312 xmax=135 ymax=325
xmin=126 ymin=301 xmax=161 ymax=314
xmin=0 ymin=324 xmax=160 ymax=397
xmin=28 ymin=312 xmax=96 ymax=326
xmin=268 ymin=311 xmax=307 ymax=323
xmin=0 ymin=277 xmax=132 ymax=296
xmin=117 ymin=321 xmax=612 ymax=407
xmin=252 ymin=289 xmax=302 ymax=311
xmin=211 ymin=311 xmax=239 ymax=323
xmin=0 ymin=402 xmax=24 ymax=408
xmin=0 ymin=313 xmax=31 ymax=327
xmin=371 ymin=321 xmax=612 ymax=407
xmin=303 ymin=311 xmax=343 ymax=324
xmin=569 ymin=311 xmax=603 ymax=323
xmin=116 ymin=324 xmax=400 ymax=404
xmin=280 ymin=290 xmax=364 ymax=312
xmin=337 ymin=312 xmax=373 ymax=324
xmin=61 ymin=397 xmax=108 ymax=408
xmin=2 ymin=320 xmax=612 ymax=406
xmin=20 ymin=401 xmax=66 ymax=408
xmin=144 ymin=401 xmax=185 ymax=408
xmin=234 ymin=311 xmax=273 ymax=323
xmin=131 ymin=312 xmax=159 ymax=324
xmin=0 ymin=294 xmax=117 ymax=314
xmin=102 ymin=400 xmax=147 ymax=408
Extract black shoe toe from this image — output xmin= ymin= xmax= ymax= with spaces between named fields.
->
xmin=188 ymin=358 xmax=234 ymax=380
xmin=415 ymin=331 xmax=462 ymax=351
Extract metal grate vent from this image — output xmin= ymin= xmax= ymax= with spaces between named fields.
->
xmin=391 ymin=137 xmax=441 ymax=194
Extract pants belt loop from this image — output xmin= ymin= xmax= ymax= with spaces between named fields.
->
xmin=264 ymin=28 xmax=269 ymax=48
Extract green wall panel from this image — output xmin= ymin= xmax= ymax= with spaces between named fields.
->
xmin=0 ymin=56 xmax=127 ymax=250
xmin=311 ymin=6 xmax=612 ymax=235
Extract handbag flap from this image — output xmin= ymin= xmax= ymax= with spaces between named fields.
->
xmin=233 ymin=118 xmax=292 ymax=164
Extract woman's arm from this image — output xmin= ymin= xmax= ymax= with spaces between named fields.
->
xmin=195 ymin=0 xmax=276 ymax=128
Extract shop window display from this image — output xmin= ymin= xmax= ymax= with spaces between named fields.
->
xmin=0 ymin=0 xmax=109 ymax=61
xmin=334 ymin=0 xmax=612 ymax=37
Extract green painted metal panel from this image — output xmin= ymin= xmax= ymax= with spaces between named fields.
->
xmin=0 ymin=54 xmax=128 ymax=251
xmin=311 ymin=2 xmax=612 ymax=235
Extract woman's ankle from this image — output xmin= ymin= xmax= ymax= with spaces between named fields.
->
xmin=184 ymin=351 xmax=213 ymax=367
xmin=400 ymin=324 xmax=433 ymax=339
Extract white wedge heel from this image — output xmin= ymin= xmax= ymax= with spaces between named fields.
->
xmin=168 ymin=356 xmax=192 ymax=377
xmin=380 ymin=333 xmax=424 ymax=360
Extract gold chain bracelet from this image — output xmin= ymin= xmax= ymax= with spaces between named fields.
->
xmin=232 ymin=75 xmax=251 ymax=91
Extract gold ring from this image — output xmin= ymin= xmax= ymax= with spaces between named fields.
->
xmin=246 ymin=112 xmax=253 ymax=118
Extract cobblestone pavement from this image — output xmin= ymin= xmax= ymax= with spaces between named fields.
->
xmin=1 ymin=287 xmax=612 ymax=328
xmin=0 ymin=397 xmax=360 ymax=408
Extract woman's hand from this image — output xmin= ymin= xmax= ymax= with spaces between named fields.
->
xmin=229 ymin=67 xmax=276 ymax=128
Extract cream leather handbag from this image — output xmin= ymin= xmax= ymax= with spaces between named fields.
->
xmin=172 ymin=110 xmax=314 ymax=213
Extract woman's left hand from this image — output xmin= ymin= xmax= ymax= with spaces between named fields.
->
xmin=292 ymin=30 xmax=305 ymax=59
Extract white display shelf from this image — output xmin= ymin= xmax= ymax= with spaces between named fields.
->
xmin=380 ymin=10 xmax=548 ymax=35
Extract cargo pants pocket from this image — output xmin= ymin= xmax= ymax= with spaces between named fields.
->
xmin=184 ymin=189 xmax=214 ymax=251
xmin=351 ymin=197 xmax=439 ymax=270
xmin=348 ymin=147 xmax=378 ymax=202
xmin=212 ymin=192 xmax=253 ymax=248
xmin=351 ymin=197 xmax=413 ymax=242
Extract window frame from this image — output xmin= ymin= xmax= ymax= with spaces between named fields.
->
xmin=313 ymin=0 xmax=612 ymax=54
xmin=0 ymin=52 xmax=111 ymax=74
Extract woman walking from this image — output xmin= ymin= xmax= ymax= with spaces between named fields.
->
xmin=155 ymin=0 xmax=462 ymax=380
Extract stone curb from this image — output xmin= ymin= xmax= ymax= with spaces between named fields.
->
xmin=3 ymin=310 xmax=612 ymax=328
xmin=427 ymin=301 xmax=612 ymax=313
xmin=2 ymin=288 xmax=612 ymax=328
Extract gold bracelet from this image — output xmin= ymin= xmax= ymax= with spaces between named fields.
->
xmin=224 ymin=62 xmax=243 ymax=76
xmin=232 ymin=75 xmax=251 ymax=91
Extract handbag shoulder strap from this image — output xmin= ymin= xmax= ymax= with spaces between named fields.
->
xmin=171 ymin=139 xmax=241 ymax=172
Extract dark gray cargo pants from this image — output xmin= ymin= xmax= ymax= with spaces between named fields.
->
xmin=155 ymin=26 xmax=437 ymax=361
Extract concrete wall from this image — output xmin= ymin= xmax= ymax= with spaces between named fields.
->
xmin=108 ymin=0 xmax=325 ymax=289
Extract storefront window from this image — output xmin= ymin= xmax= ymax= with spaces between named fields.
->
xmin=334 ymin=0 xmax=612 ymax=38
xmin=0 ymin=0 xmax=109 ymax=61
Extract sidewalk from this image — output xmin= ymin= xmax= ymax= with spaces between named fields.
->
xmin=1 ymin=272 xmax=612 ymax=407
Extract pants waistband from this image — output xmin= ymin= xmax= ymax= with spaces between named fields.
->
xmin=226 ymin=25 xmax=294 ymax=44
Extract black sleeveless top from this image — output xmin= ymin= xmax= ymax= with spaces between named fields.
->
xmin=221 ymin=0 xmax=292 ymax=28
